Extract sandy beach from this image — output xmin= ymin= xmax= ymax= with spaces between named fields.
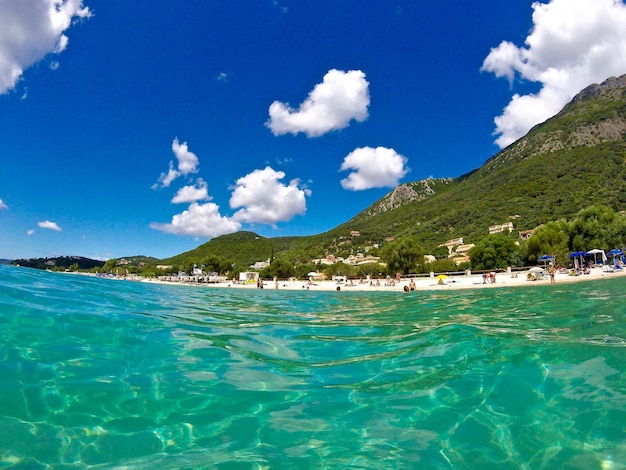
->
xmin=143 ymin=266 xmax=626 ymax=292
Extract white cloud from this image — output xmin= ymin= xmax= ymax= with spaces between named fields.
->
xmin=482 ymin=0 xmax=626 ymax=148
xmin=154 ymin=138 xmax=200 ymax=188
xmin=0 ymin=0 xmax=91 ymax=95
xmin=172 ymin=138 xmax=199 ymax=175
xmin=0 ymin=198 xmax=7 ymax=210
xmin=171 ymin=179 xmax=210 ymax=204
xmin=339 ymin=147 xmax=409 ymax=191
xmin=154 ymin=161 xmax=179 ymax=189
xmin=38 ymin=220 xmax=62 ymax=231
xmin=230 ymin=166 xmax=311 ymax=225
xmin=150 ymin=202 xmax=241 ymax=238
xmin=27 ymin=229 xmax=35 ymax=236
xmin=266 ymin=69 xmax=370 ymax=137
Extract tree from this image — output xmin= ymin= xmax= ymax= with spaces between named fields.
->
xmin=323 ymin=262 xmax=355 ymax=278
xmin=354 ymin=262 xmax=386 ymax=277
xmin=294 ymin=263 xmax=320 ymax=279
xmin=525 ymin=205 xmax=626 ymax=266
xmin=425 ymin=258 xmax=458 ymax=274
xmin=201 ymin=255 xmax=234 ymax=275
xmin=525 ymin=219 xmax=570 ymax=265
xmin=469 ymin=234 xmax=523 ymax=270
xmin=102 ymin=258 xmax=118 ymax=273
xmin=381 ymin=236 xmax=424 ymax=274
xmin=569 ymin=205 xmax=626 ymax=251
xmin=260 ymin=258 xmax=295 ymax=279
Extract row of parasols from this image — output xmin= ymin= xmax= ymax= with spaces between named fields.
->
xmin=539 ymin=248 xmax=625 ymax=267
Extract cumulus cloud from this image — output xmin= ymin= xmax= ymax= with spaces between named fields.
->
xmin=154 ymin=138 xmax=200 ymax=188
xmin=266 ymin=69 xmax=370 ymax=137
xmin=151 ymin=167 xmax=310 ymax=238
xmin=172 ymin=138 xmax=199 ymax=175
xmin=230 ymin=166 xmax=311 ymax=225
xmin=38 ymin=220 xmax=62 ymax=231
xmin=0 ymin=198 xmax=7 ymax=210
xmin=482 ymin=0 xmax=626 ymax=148
xmin=0 ymin=0 xmax=91 ymax=95
xmin=171 ymin=179 xmax=210 ymax=204
xmin=151 ymin=138 xmax=310 ymax=237
xmin=339 ymin=147 xmax=409 ymax=191
xmin=150 ymin=202 xmax=241 ymax=238
xmin=27 ymin=229 xmax=35 ymax=236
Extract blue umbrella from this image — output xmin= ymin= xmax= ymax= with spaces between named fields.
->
xmin=608 ymin=249 xmax=624 ymax=266
xmin=569 ymin=251 xmax=586 ymax=268
xmin=538 ymin=254 xmax=554 ymax=267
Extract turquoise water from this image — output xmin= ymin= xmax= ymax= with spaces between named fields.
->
xmin=1 ymin=265 xmax=625 ymax=469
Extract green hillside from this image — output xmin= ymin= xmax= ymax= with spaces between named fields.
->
xmin=338 ymin=75 xmax=626 ymax=244
xmin=162 ymin=231 xmax=278 ymax=270
xmin=162 ymin=75 xmax=626 ymax=269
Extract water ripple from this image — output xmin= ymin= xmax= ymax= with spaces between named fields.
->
xmin=2 ymin=266 xmax=626 ymax=468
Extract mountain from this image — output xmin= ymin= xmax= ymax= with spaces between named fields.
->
xmin=166 ymin=74 xmax=626 ymax=268
xmin=162 ymin=231 xmax=277 ymax=269
xmin=325 ymin=75 xmax=626 ymax=240
xmin=12 ymin=256 xmax=105 ymax=270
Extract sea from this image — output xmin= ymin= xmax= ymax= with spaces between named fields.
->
xmin=1 ymin=264 xmax=625 ymax=469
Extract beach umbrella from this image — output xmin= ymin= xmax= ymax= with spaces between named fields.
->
xmin=436 ymin=274 xmax=448 ymax=279
xmin=538 ymin=254 xmax=554 ymax=267
xmin=586 ymin=249 xmax=606 ymax=265
xmin=307 ymin=271 xmax=319 ymax=277
xmin=568 ymin=251 xmax=586 ymax=268
xmin=528 ymin=267 xmax=544 ymax=273
xmin=608 ymin=249 xmax=623 ymax=266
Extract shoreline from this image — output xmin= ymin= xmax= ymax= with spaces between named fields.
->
xmin=139 ymin=266 xmax=626 ymax=293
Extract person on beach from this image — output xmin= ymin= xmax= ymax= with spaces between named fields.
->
xmin=549 ymin=264 xmax=556 ymax=284
xmin=409 ymin=279 xmax=416 ymax=291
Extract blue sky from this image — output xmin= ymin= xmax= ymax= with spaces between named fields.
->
xmin=1 ymin=0 xmax=626 ymax=260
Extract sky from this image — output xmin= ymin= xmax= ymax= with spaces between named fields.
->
xmin=1 ymin=0 xmax=626 ymax=261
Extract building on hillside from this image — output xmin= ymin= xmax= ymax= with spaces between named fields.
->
xmin=488 ymin=222 xmax=514 ymax=234
xmin=250 ymin=259 xmax=270 ymax=270
xmin=452 ymin=254 xmax=471 ymax=265
xmin=438 ymin=237 xmax=464 ymax=255
xmin=519 ymin=229 xmax=534 ymax=240
xmin=311 ymin=255 xmax=336 ymax=265
xmin=450 ymin=243 xmax=475 ymax=265
xmin=455 ymin=243 xmax=475 ymax=256
xmin=354 ymin=255 xmax=381 ymax=266
xmin=350 ymin=230 xmax=361 ymax=237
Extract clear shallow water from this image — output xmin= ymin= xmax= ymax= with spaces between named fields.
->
xmin=1 ymin=265 xmax=625 ymax=469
